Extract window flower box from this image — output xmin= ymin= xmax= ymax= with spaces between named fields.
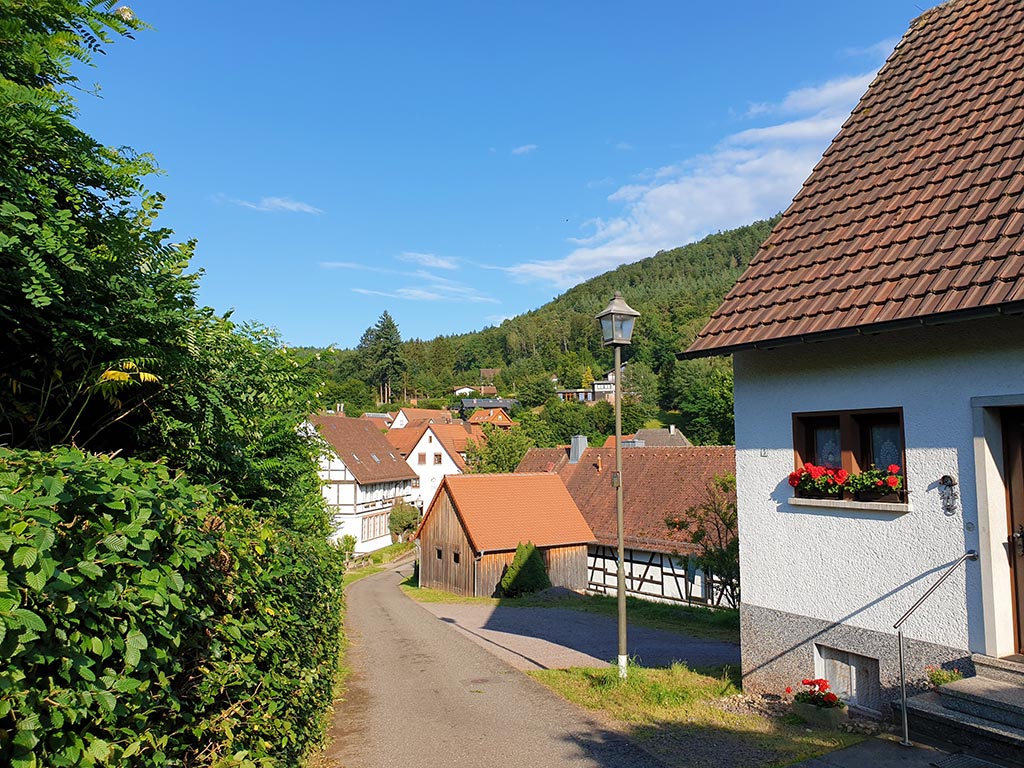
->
xmin=789 ymin=463 xmax=905 ymax=503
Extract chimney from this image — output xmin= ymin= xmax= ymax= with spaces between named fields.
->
xmin=669 ymin=424 xmax=675 ymax=435
xmin=569 ymin=434 xmax=588 ymax=464
xmin=596 ymin=454 xmax=603 ymax=473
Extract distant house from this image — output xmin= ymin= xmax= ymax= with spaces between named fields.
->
xmin=416 ymin=474 xmax=594 ymax=597
xmin=602 ymin=426 xmax=692 ymax=448
xmin=459 ymin=398 xmax=517 ymax=417
xmin=517 ymin=437 xmax=736 ymax=606
xmin=477 ymin=385 xmax=498 ymax=397
xmin=387 ymin=422 xmax=486 ymax=508
xmin=452 ymin=385 xmax=478 ymax=397
xmin=467 ymin=407 xmax=515 ymax=430
xmin=360 ymin=412 xmax=393 ymax=431
xmin=682 ymin=0 xmax=1024 ymax=734
xmin=308 ymin=414 xmax=417 ymax=553
xmin=390 ymin=407 xmax=453 ymax=430
xmin=555 ymin=374 xmax=616 ymax=405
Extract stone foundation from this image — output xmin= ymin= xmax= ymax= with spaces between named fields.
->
xmin=740 ymin=602 xmax=973 ymax=714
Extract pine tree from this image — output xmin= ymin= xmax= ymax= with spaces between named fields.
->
xmin=358 ymin=311 xmax=406 ymax=403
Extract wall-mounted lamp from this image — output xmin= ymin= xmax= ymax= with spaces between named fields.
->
xmin=938 ymin=475 xmax=958 ymax=516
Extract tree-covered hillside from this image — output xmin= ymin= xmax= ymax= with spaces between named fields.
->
xmin=308 ymin=216 xmax=779 ymax=444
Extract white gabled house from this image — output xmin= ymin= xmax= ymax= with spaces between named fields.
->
xmin=388 ymin=422 xmax=486 ymax=509
xmin=308 ymin=414 xmax=418 ymax=553
xmin=684 ymin=0 xmax=1024 ymax=754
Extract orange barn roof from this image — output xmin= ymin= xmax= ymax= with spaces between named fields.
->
xmin=418 ymin=474 xmax=594 ymax=553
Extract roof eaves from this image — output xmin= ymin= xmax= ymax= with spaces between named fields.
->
xmin=679 ymin=299 xmax=1024 ymax=359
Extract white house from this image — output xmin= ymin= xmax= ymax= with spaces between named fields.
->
xmin=389 ymin=407 xmax=452 ymax=431
xmin=684 ymin=0 xmax=1024 ymax=753
xmin=308 ymin=414 xmax=418 ymax=553
xmin=388 ymin=422 xmax=485 ymax=509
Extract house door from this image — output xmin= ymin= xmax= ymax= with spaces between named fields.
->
xmin=1003 ymin=408 xmax=1024 ymax=655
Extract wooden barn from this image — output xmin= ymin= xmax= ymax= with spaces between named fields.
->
xmin=416 ymin=473 xmax=594 ymax=597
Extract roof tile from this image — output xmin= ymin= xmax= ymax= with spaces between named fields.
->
xmin=687 ymin=0 xmax=1024 ymax=356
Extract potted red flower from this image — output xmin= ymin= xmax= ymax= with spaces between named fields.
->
xmin=788 ymin=463 xmax=848 ymax=498
xmin=787 ymin=678 xmax=848 ymax=728
xmin=846 ymin=464 xmax=903 ymax=502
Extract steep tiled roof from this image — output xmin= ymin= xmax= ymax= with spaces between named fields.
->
xmin=467 ymin=407 xmax=515 ymax=428
xmin=687 ymin=0 xmax=1024 ymax=357
xmin=394 ymin=408 xmax=452 ymax=426
xmin=421 ymin=474 xmax=594 ymax=552
xmin=385 ymin=423 xmax=427 ymax=459
xmin=309 ymin=414 xmax=417 ymax=484
xmin=517 ymin=446 xmax=736 ymax=554
xmin=427 ymin=423 xmax=486 ymax=471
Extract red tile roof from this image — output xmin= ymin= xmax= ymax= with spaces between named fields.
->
xmin=309 ymin=414 xmax=417 ymax=484
xmin=385 ymin=423 xmax=427 ymax=459
xmin=467 ymin=407 xmax=515 ymax=428
xmin=687 ymin=0 xmax=1024 ymax=357
xmin=427 ymin=423 xmax=486 ymax=471
xmin=517 ymin=446 xmax=735 ymax=555
xmin=420 ymin=474 xmax=594 ymax=553
xmin=394 ymin=408 xmax=452 ymax=425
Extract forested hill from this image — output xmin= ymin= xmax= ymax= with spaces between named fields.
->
xmin=307 ymin=215 xmax=780 ymax=429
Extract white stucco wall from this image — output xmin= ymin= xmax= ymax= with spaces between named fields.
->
xmin=407 ymin=428 xmax=464 ymax=508
xmin=733 ymin=317 xmax=1024 ymax=653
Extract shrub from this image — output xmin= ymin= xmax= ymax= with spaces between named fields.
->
xmin=500 ymin=542 xmax=552 ymax=597
xmin=925 ymin=665 xmax=964 ymax=687
xmin=388 ymin=502 xmax=421 ymax=540
xmin=0 ymin=447 xmax=345 ymax=767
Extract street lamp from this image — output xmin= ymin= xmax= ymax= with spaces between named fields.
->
xmin=595 ymin=291 xmax=640 ymax=680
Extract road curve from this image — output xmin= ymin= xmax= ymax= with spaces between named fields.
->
xmin=319 ymin=564 xmax=664 ymax=768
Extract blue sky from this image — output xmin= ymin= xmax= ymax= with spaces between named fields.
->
xmin=75 ymin=1 xmax=938 ymax=349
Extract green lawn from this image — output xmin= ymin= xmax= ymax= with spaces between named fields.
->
xmin=531 ymin=662 xmax=862 ymax=768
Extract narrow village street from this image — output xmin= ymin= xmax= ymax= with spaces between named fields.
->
xmin=320 ymin=563 xmax=669 ymax=768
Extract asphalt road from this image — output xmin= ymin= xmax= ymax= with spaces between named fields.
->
xmin=320 ymin=564 xmax=666 ymax=768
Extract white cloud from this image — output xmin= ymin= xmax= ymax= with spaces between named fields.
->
xmin=616 ymin=142 xmax=633 ymax=151
xmin=334 ymin=258 xmax=499 ymax=305
xmin=398 ymin=251 xmax=458 ymax=270
xmin=512 ymin=144 xmax=538 ymax=155
xmin=500 ymin=66 xmax=885 ymax=289
xmin=222 ymin=194 xmax=323 ymax=214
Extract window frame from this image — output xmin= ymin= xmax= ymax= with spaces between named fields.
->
xmin=433 ymin=453 xmax=443 ymax=465
xmin=792 ymin=407 xmax=907 ymax=501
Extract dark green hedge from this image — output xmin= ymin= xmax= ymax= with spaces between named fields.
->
xmin=0 ymin=448 xmax=345 ymax=767
xmin=500 ymin=542 xmax=551 ymax=598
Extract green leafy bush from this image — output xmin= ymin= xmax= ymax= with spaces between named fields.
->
xmin=500 ymin=542 xmax=552 ymax=597
xmin=0 ymin=448 xmax=345 ymax=767
xmin=387 ymin=502 xmax=421 ymax=540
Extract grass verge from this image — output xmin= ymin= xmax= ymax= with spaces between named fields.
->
xmin=399 ymin=575 xmax=739 ymax=644
xmin=531 ymin=662 xmax=862 ymax=768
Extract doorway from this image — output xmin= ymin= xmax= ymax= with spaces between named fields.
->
xmin=1002 ymin=408 xmax=1024 ymax=655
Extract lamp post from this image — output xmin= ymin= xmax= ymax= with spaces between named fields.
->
xmin=595 ymin=291 xmax=640 ymax=680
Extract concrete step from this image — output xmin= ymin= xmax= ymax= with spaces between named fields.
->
xmin=938 ymin=676 xmax=1024 ymax=730
xmin=973 ymin=654 xmax=1024 ymax=686
xmin=905 ymin=691 xmax=1024 ymax=767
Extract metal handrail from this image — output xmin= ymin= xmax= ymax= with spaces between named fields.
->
xmin=893 ymin=549 xmax=978 ymax=747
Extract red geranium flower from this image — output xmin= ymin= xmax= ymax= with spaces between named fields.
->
xmin=887 ymin=464 xmax=900 ymax=474
xmin=886 ymin=475 xmax=899 ymax=488
xmin=785 ymin=686 xmax=792 ymax=694
xmin=823 ymin=692 xmax=838 ymax=704
xmin=875 ymin=479 xmax=884 ymax=486
xmin=836 ymin=469 xmax=849 ymax=484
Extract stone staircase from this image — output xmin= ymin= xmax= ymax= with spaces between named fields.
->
xmin=905 ymin=654 xmax=1024 ymax=766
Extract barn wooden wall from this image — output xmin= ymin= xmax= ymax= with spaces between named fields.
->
xmin=419 ymin=490 xmax=475 ymax=596
xmin=476 ymin=544 xmax=588 ymax=597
